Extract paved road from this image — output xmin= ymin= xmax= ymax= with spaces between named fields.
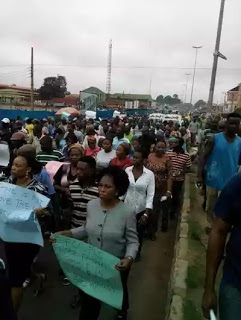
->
xmin=0 ymin=220 xmax=177 ymax=320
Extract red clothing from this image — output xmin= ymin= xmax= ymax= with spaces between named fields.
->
xmin=84 ymin=146 xmax=100 ymax=159
xmin=110 ymin=157 xmax=132 ymax=169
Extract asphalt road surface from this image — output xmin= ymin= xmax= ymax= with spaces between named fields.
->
xmin=0 ymin=220 xmax=177 ymax=320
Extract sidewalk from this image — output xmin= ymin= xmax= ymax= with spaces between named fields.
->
xmin=168 ymin=172 xmax=210 ymax=320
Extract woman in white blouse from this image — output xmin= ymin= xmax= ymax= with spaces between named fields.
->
xmin=96 ymin=137 xmax=116 ymax=170
xmin=124 ymin=148 xmax=155 ymax=260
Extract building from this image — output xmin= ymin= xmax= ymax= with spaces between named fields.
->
xmin=111 ymin=93 xmax=152 ymax=109
xmin=0 ymin=84 xmax=38 ymax=106
xmin=82 ymin=87 xmax=106 ymax=104
xmin=52 ymin=94 xmax=80 ymax=108
xmin=226 ymin=83 xmax=241 ymax=113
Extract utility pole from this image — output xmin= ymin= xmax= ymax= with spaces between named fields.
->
xmin=207 ymin=0 xmax=227 ymax=109
xmin=30 ymin=47 xmax=34 ymax=111
xmin=106 ymin=40 xmax=112 ymax=98
xmin=184 ymin=73 xmax=191 ymax=103
xmin=190 ymin=46 xmax=202 ymax=105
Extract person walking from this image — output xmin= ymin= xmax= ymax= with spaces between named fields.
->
xmin=69 ymin=156 xmax=99 ymax=228
xmin=53 ymin=144 xmax=84 ymax=229
xmin=112 ymin=126 xmax=130 ymax=150
xmin=147 ymin=141 xmax=172 ymax=236
xmin=202 ymin=172 xmax=241 ymax=320
xmin=167 ymin=137 xmax=191 ymax=219
xmin=36 ymin=136 xmax=64 ymax=165
xmin=189 ymin=118 xmax=199 ymax=146
xmin=110 ymin=143 xmax=132 ymax=169
xmin=52 ymin=166 xmax=139 ymax=320
xmin=197 ymin=113 xmax=241 ymax=225
xmin=124 ymin=148 xmax=155 ymax=259
xmin=96 ymin=137 xmax=116 ymax=170
xmin=4 ymin=154 xmax=49 ymax=312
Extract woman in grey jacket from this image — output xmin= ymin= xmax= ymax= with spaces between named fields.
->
xmin=55 ymin=166 xmax=139 ymax=320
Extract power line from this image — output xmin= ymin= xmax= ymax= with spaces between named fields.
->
xmin=1 ymin=64 xmax=241 ymax=71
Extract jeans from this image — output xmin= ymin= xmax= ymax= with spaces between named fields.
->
xmin=219 ymin=279 xmax=241 ymax=320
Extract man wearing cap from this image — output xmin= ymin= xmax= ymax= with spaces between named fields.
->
xmin=1 ymin=118 xmax=12 ymax=144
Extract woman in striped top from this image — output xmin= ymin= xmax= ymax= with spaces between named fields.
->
xmin=167 ymin=137 xmax=192 ymax=219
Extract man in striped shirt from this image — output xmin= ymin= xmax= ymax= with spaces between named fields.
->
xmin=167 ymin=137 xmax=192 ymax=219
xmin=69 ymin=156 xmax=99 ymax=228
xmin=36 ymin=136 xmax=64 ymax=165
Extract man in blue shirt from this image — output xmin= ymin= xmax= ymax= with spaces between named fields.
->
xmin=197 ymin=113 xmax=241 ymax=220
xmin=112 ymin=126 xmax=129 ymax=150
xmin=202 ymin=172 xmax=241 ymax=320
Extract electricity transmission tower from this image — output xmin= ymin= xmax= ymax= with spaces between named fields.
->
xmin=106 ymin=39 xmax=112 ymax=96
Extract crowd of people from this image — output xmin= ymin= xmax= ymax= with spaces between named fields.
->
xmin=1 ymin=111 xmax=240 ymax=320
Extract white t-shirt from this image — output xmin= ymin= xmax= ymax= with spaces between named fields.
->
xmin=96 ymin=149 xmax=116 ymax=169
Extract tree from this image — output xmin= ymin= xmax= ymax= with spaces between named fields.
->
xmin=194 ymin=99 xmax=207 ymax=109
xmin=38 ymin=75 xmax=68 ymax=100
xmin=156 ymin=95 xmax=164 ymax=104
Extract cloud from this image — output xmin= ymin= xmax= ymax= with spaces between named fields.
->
xmin=0 ymin=0 xmax=240 ymax=103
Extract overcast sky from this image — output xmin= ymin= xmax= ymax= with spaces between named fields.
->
xmin=0 ymin=0 xmax=240 ymax=103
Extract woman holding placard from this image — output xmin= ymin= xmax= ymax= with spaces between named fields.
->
xmin=52 ymin=166 xmax=139 ymax=320
xmin=4 ymin=154 xmax=49 ymax=313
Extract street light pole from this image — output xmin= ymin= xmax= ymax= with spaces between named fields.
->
xmin=207 ymin=0 xmax=226 ymax=110
xmin=190 ymin=46 xmax=202 ymax=105
xmin=184 ymin=73 xmax=191 ymax=103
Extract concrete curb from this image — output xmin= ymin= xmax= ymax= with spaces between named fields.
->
xmin=166 ymin=175 xmax=190 ymax=320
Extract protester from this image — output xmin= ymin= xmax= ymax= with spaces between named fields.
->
xmin=167 ymin=137 xmax=191 ymax=219
xmin=202 ymin=172 xmax=241 ymax=320
xmin=29 ymin=124 xmax=42 ymax=153
xmin=138 ymin=126 xmax=156 ymax=157
xmin=96 ymin=137 xmax=116 ymax=169
xmin=112 ymin=126 xmax=130 ymax=150
xmin=147 ymin=141 xmax=172 ymax=236
xmin=36 ymin=136 xmax=64 ymax=165
xmin=25 ymin=119 xmax=34 ymax=136
xmin=64 ymin=123 xmax=84 ymax=144
xmin=52 ymin=165 xmax=139 ymax=320
xmin=124 ymin=148 xmax=155 ymax=259
xmin=0 ymin=259 xmax=17 ymax=320
xmin=84 ymin=136 xmax=100 ymax=158
xmin=4 ymin=154 xmax=49 ymax=312
xmin=53 ymin=144 xmax=84 ymax=229
xmin=110 ymin=142 xmax=132 ymax=169
xmin=69 ymin=156 xmax=99 ymax=228
xmin=62 ymin=133 xmax=78 ymax=160
xmin=17 ymin=145 xmax=55 ymax=197
xmin=189 ymin=118 xmax=199 ymax=146
xmin=197 ymin=113 xmax=241 ymax=224
xmin=82 ymin=125 xmax=99 ymax=150
xmin=124 ymin=126 xmax=133 ymax=142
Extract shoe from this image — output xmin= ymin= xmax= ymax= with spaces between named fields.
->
xmin=117 ymin=311 xmax=127 ymax=320
xmin=33 ymin=273 xmax=46 ymax=297
xmin=23 ymin=278 xmax=31 ymax=288
xmin=62 ymin=277 xmax=70 ymax=286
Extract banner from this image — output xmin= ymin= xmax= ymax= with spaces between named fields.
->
xmin=0 ymin=182 xmax=50 ymax=246
xmin=53 ymin=235 xmax=123 ymax=309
